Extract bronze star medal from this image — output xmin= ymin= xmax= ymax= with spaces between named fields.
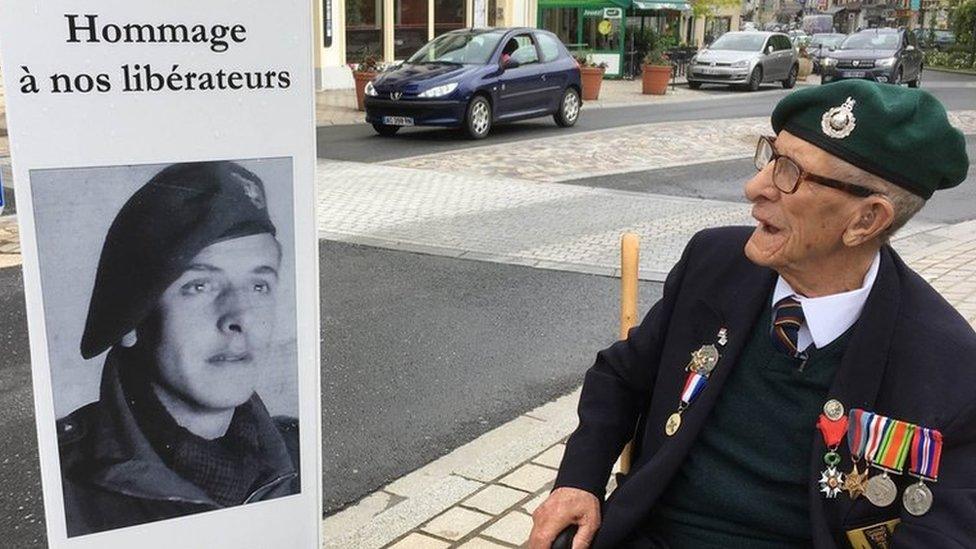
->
xmin=843 ymin=463 xmax=868 ymax=500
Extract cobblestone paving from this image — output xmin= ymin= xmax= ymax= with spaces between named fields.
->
xmin=385 ymin=111 xmax=976 ymax=183
xmin=317 ymin=159 xmax=942 ymax=281
xmin=318 ymin=159 xmax=759 ymax=280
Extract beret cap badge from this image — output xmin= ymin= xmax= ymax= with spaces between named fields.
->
xmin=231 ymin=171 xmax=267 ymax=210
xmin=821 ymin=97 xmax=857 ymax=139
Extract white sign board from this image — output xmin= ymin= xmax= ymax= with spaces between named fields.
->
xmin=0 ymin=2 xmax=321 ymax=548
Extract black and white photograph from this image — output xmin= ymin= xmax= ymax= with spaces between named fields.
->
xmin=30 ymin=158 xmax=300 ymax=537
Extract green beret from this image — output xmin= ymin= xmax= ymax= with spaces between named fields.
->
xmin=771 ymin=80 xmax=968 ymax=199
xmin=81 ymin=161 xmax=277 ymax=359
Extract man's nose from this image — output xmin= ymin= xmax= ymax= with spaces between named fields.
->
xmin=744 ymin=162 xmax=779 ymax=203
xmin=217 ymin=288 xmax=251 ymax=335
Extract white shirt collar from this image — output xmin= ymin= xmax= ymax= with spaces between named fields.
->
xmin=772 ymin=252 xmax=881 ymax=351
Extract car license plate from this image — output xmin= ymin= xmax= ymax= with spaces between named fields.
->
xmin=698 ymin=67 xmax=719 ymax=75
xmin=842 ymin=71 xmax=866 ymax=78
xmin=383 ymin=116 xmax=414 ymax=126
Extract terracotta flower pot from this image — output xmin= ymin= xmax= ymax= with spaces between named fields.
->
xmin=579 ymin=66 xmax=605 ymax=101
xmin=353 ymin=71 xmax=377 ymax=111
xmin=641 ymin=64 xmax=671 ymax=95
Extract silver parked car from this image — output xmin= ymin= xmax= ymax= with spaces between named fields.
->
xmin=687 ymin=31 xmax=799 ymax=91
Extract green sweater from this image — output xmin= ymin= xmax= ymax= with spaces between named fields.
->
xmin=647 ymin=302 xmax=852 ymax=548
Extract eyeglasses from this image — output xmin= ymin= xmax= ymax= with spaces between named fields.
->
xmin=753 ymin=136 xmax=876 ymax=198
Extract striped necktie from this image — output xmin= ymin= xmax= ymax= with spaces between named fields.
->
xmin=771 ymin=295 xmax=806 ymax=358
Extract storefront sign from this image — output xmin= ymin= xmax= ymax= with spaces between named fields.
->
xmin=604 ymin=7 xmax=623 ymax=18
xmin=598 ymin=20 xmax=613 ymax=34
xmin=583 ymin=8 xmax=605 ymax=17
xmin=0 ymin=2 xmax=321 ymax=548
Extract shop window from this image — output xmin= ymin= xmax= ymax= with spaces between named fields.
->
xmin=540 ymin=8 xmax=581 ymax=49
xmin=395 ymin=0 xmax=429 ymax=58
xmin=435 ymin=0 xmax=465 ymax=36
xmin=346 ymin=0 xmax=383 ymax=60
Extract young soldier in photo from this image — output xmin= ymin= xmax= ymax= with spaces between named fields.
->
xmin=530 ymin=81 xmax=974 ymax=548
xmin=57 ymin=162 xmax=300 ymax=537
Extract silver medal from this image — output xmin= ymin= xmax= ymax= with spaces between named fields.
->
xmin=686 ymin=344 xmax=720 ymax=377
xmin=903 ymin=482 xmax=933 ymax=516
xmin=865 ymin=473 xmax=897 ymax=507
xmin=823 ymin=399 xmax=844 ymax=421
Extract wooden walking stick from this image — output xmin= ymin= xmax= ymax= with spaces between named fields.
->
xmin=618 ymin=233 xmax=639 ymax=476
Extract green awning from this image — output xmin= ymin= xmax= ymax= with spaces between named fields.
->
xmin=632 ymin=0 xmax=691 ymax=11
xmin=538 ymin=0 xmax=630 ymax=9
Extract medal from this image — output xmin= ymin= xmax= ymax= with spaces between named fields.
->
xmin=904 ymin=426 xmax=943 ymax=516
xmin=665 ymin=371 xmax=706 ymax=436
xmin=863 ymin=414 xmax=915 ymax=507
xmin=843 ymin=408 xmax=871 ymax=499
xmin=664 ymin=329 xmax=726 ymax=437
xmin=816 ymin=410 xmax=849 ymax=498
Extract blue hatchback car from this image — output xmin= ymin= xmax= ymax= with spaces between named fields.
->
xmin=364 ymin=28 xmax=582 ymax=139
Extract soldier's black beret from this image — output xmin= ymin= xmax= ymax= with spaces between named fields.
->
xmin=80 ymin=161 xmax=277 ymax=359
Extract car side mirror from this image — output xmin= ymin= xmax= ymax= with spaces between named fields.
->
xmin=503 ymin=57 xmax=521 ymax=70
xmin=906 ymin=45 xmax=915 ymax=51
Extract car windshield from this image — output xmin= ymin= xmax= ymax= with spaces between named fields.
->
xmin=839 ymin=32 xmax=899 ymax=50
xmin=810 ymin=34 xmax=845 ymax=47
xmin=406 ymin=31 xmax=504 ymax=65
xmin=708 ymin=34 xmax=766 ymax=51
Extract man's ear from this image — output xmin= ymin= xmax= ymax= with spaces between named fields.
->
xmin=844 ymin=197 xmax=895 ymax=247
xmin=120 ymin=330 xmax=138 ymax=348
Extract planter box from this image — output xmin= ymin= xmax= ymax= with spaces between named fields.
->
xmin=353 ymin=71 xmax=377 ymax=111
xmin=580 ymin=66 xmax=605 ymax=101
xmin=641 ymin=64 xmax=671 ymax=95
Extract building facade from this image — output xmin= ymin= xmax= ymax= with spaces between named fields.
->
xmin=313 ymin=0 xmax=740 ymax=89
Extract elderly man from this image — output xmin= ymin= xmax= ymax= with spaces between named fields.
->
xmin=57 ymin=162 xmax=300 ymax=537
xmin=530 ymin=80 xmax=973 ymax=548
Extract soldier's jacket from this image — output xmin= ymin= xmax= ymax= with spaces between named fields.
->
xmin=57 ymin=356 xmax=300 ymax=537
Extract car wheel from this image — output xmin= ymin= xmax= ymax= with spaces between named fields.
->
xmin=782 ymin=64 xmax=798 ymax=89
xmin=687 ymin=80 xmax=702 ymax=89
xmin=909 ymin=66 xmax=922 ymax=88
xmin=464 ymin=96 xmax=492 ymax=139
xmin=747 ymin=66 xmax=763 ymax=92
xmin=553 ymin=87 xmax=581 ymax=128
xmin=372 ymin=123 xmax=400 ymax=137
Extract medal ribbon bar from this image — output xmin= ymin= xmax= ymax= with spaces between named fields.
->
xmin=909 ymin=427 xmax=943 ymax=482
xmin=848 ymin=408 xmax=870 ymax=461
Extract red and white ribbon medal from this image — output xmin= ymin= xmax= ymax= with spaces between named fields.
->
xmin=904 ymin=427 xmax=943 ymax=516
xmin=817 ymin=399 xmax=849 ymax=498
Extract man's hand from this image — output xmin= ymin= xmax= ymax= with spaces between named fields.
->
xmin=529 ymin=487 xmax=601 ymax=549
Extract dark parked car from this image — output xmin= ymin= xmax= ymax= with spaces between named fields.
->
xmin=807 ymin=33 xmax=846 ymax=73
xmin=821 ymin=28 xmax=923 ymax=87
xmin=364 ymin=28 xmax=582 ymax=139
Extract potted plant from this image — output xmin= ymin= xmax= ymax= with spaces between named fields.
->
xmin=351 ymin=48 xmax=381 ymax=111
xmin=641 ymin=48 xmax=671 ymax=95
xmin=574 ymin=51 xmax=607 ymax=101
xmin=797 ymin=45 xmax=813 ymax=81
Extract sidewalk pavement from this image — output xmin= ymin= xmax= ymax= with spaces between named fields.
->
xmin=322 ymin=219 xmax=976 ymax=549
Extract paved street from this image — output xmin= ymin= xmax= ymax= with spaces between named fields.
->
xmin=0 ymin=70 xmax=974 ymax=547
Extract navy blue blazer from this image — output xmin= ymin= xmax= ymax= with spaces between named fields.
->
xmin=554 ymin=226 xmax=976 ymax=548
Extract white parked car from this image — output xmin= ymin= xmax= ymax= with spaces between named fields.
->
xmin=687 ymin=31 xmax=800 ymax=92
